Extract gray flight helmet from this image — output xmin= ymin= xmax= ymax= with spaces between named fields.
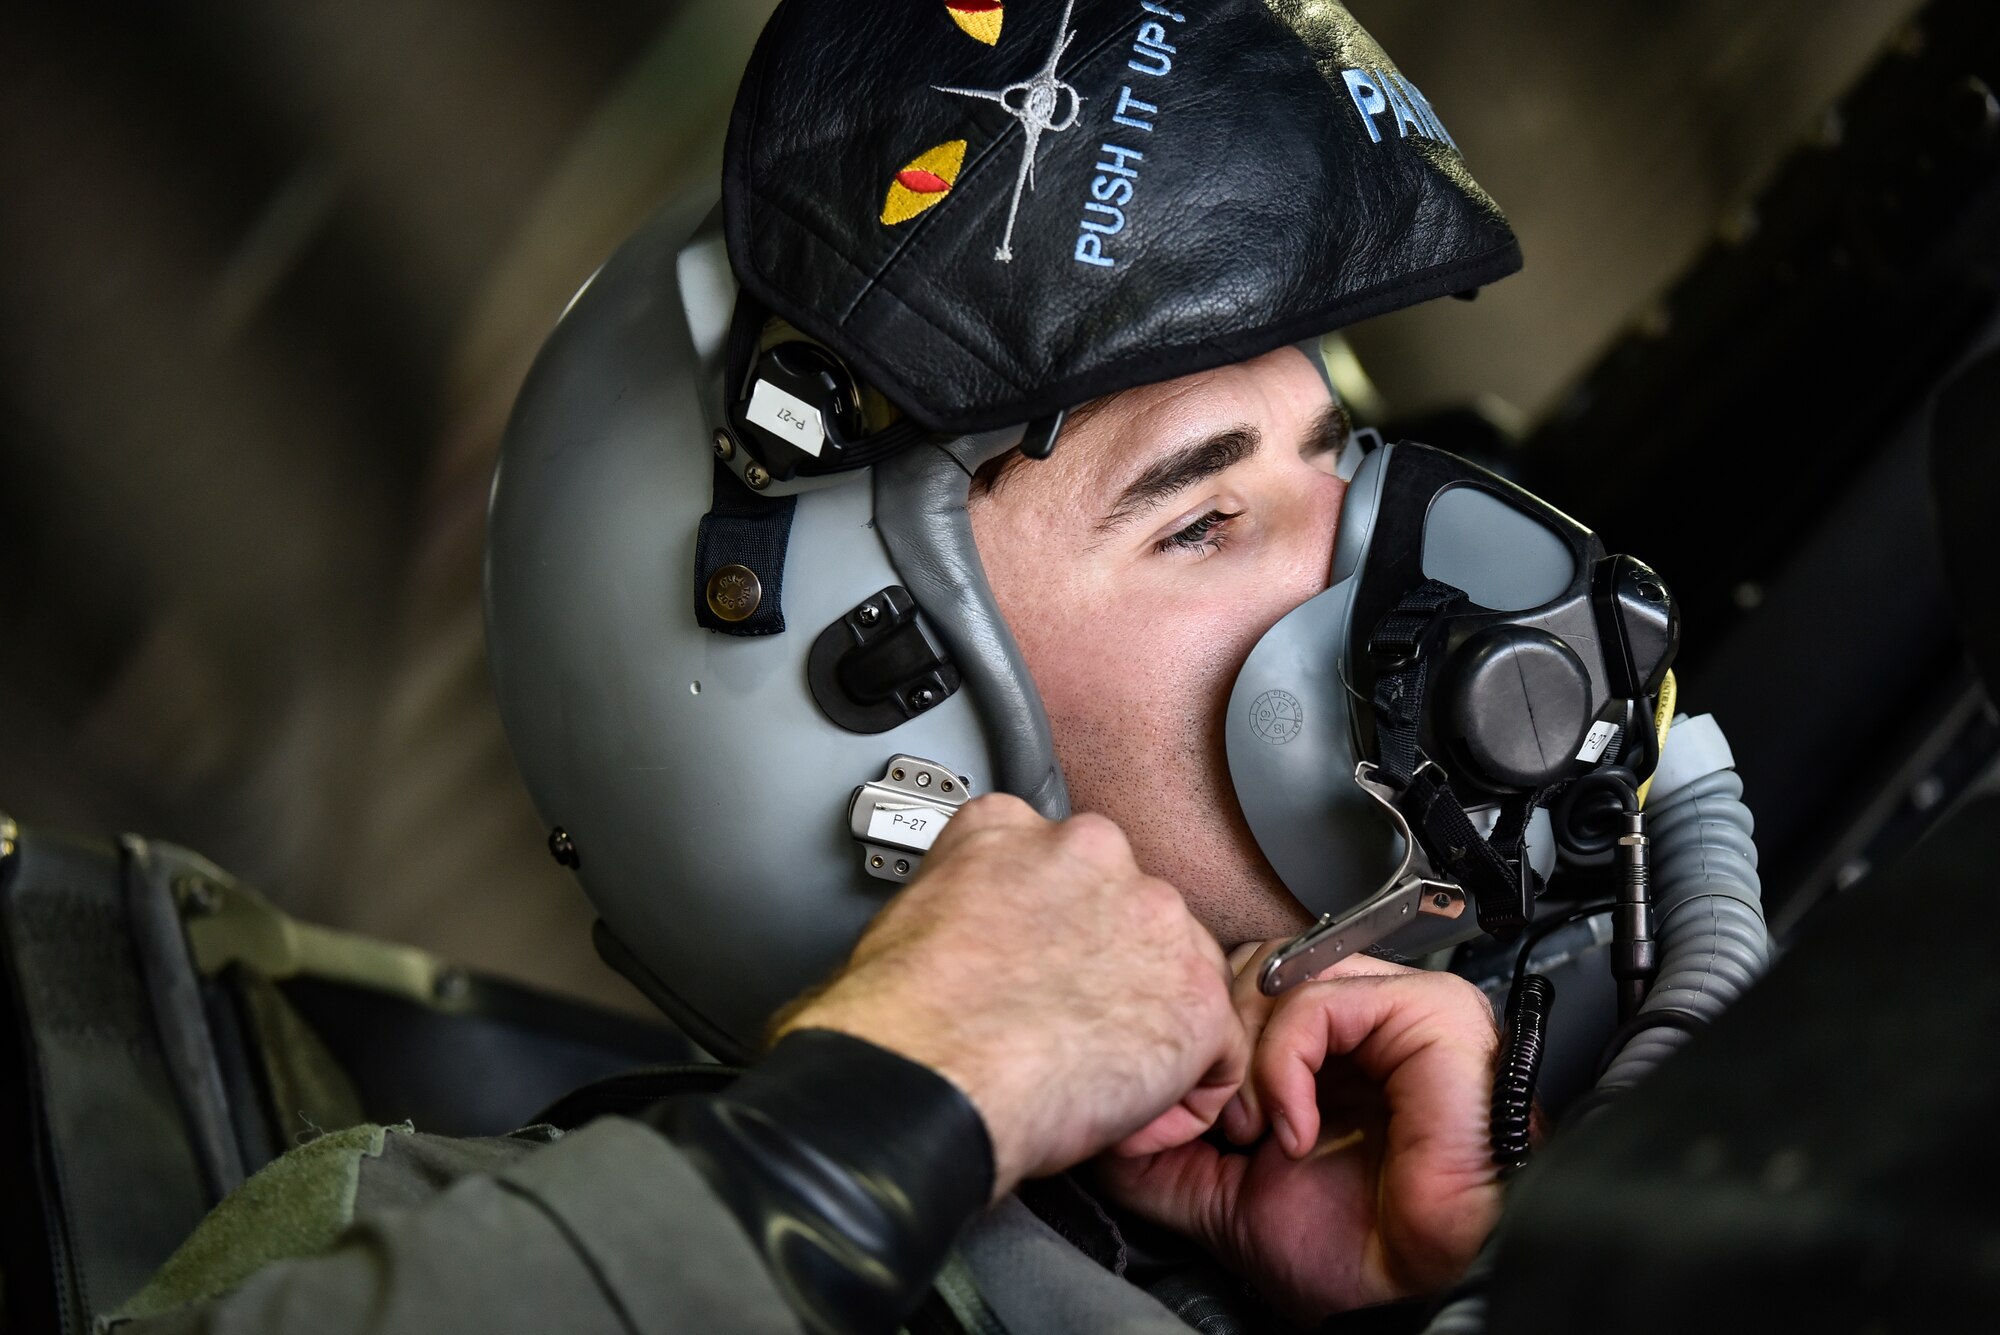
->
xmin=484 ymin=200 xmax=1537 ymax=1056
xmin=487 ymin=0 xmax=1526 ymax=1057
xmin=485 ymin=197 xmax=1055 ymax=1058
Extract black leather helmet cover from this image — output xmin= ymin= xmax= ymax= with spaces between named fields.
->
xmin=724 ymin=0 xmax=1521 ymax=432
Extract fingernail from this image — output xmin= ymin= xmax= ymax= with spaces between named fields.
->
xmin=1272 ymin=1107 xmax=1296 ymax=1156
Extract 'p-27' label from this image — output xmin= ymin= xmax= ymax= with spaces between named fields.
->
xmin=866 ymin=803 xmax=953 ymax=851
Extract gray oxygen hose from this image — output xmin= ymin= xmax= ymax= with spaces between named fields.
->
xmin=1423 ymin=716 xmax=1773 ymax=1334
xmin=1581 ymin=765 xmax=1770 ymax=1112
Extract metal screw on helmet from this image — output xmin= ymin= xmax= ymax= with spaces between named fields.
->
xmin=548 ymin=826 xmax=581 ymax=869
xmin=857 ymin=603 xmax=880 ymax=626
xmin=433 ymin=967 xmax=470 ymax=1004
xmin=743 ymin=463 xmax=771 ymax=489
xmin=713 ymin=429 xmax=735 ymax=462
xmin=909 ymin=687 xmax=937 ymax=711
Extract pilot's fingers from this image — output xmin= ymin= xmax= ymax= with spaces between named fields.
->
xmin=1114 ymin=1005 xmax=1251 ymax=1157
xmin=1252 ymin=971 xmax=1496 ymax=1162
xmin=1220 ymin=945 xmax=1411 ymax=1144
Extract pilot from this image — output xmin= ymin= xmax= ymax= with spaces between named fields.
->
xmin=109 ymin=2 xmax=1767 ymax=1332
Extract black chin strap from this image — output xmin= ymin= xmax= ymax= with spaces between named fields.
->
xmin=1368 ymin=579 xmax=1539 ymax=940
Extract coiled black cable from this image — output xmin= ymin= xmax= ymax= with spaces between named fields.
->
xmin=1489 ymin=900 xmax=1617 ymax=1174
xmin=1490 ymin=971 xmax=1552 ymax=1174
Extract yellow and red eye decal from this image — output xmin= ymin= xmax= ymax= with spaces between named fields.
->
xmin=945 ymin=0 xmax=1003 ymax=46
xmin=880 ymin=139 xmax=968 ymax=226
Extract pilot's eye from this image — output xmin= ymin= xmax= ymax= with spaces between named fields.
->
xmin=1157 ymin=509 xmax=1242 ymax=556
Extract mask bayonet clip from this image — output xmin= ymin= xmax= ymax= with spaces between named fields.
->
xmin=1258 ymin=761 xmax=1467 ymax=996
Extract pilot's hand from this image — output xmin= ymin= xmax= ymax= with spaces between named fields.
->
xmin=1095 ymin=949 xmax=1501 ymax=1323
xmin=776 ymin=794 xmax=1248 ymax=1199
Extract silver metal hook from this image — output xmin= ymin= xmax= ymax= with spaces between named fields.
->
xmin=1258 ymin=761 xmax=1467 ymax=996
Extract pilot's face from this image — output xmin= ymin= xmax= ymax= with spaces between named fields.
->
xmin=968 ymin=346 xmax=1347 ymax=946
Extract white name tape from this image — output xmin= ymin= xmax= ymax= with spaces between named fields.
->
xmin=1575 ymin=719 xmax=1619 ymax=763
xmin=746 ymin=380 xmax=826 ymax=457
xmin=865 ymin=803 xmax=953 ymax=852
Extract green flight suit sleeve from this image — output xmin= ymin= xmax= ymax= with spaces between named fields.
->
xmin=109 ymin=1117 xmax=803 ymax=1335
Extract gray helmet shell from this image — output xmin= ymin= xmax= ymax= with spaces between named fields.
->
xmin=486 ymin=196 xmax=1007 ymax=1055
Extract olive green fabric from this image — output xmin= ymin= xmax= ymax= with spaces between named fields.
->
xmin=111 ymin=1123 xmax=395 ymax=1325
xmin=101 ymin=1118 xmax=805 ymax=1335
xmin=348 ymin=1122 xmax=562 ymax=1215
xmin=230 ymin=968 xmax=367 ymax=1147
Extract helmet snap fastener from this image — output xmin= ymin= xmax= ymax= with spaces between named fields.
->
xmin=706 ymin=564 xmax=763 ymax=622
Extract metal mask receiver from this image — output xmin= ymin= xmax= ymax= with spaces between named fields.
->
xmin=1226 ymin=440 xmax=1680 ymax=994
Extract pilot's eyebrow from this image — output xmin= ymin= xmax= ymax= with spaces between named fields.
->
xmin=1095 ymin=426 xmax=1260 ymax=533
xmin=1301 ymin=400 xmax=1353 ymax=461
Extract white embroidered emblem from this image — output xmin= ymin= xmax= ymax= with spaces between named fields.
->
xmin=934 ymin=0 xmax=1085 ymax=262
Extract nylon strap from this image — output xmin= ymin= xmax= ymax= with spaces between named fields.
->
xmin=1367 ymin=580 xmax=1535 ymax=939
xmin=693 ymin=459 xmax=797 ymax=636
xmin=1401 ymin=769 xmax=1534 ymax=938
xmin=1368 ymin=579 xmax=1464 ymax=787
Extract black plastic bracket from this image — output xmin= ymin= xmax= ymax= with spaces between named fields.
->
xmin=1019 ymin=410 xmax=1066 ymax=461
xmin=1591 ymin=554 xmax=1680 ymax=699
xmin=807 ymin=586 xmax=962 ymax=734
